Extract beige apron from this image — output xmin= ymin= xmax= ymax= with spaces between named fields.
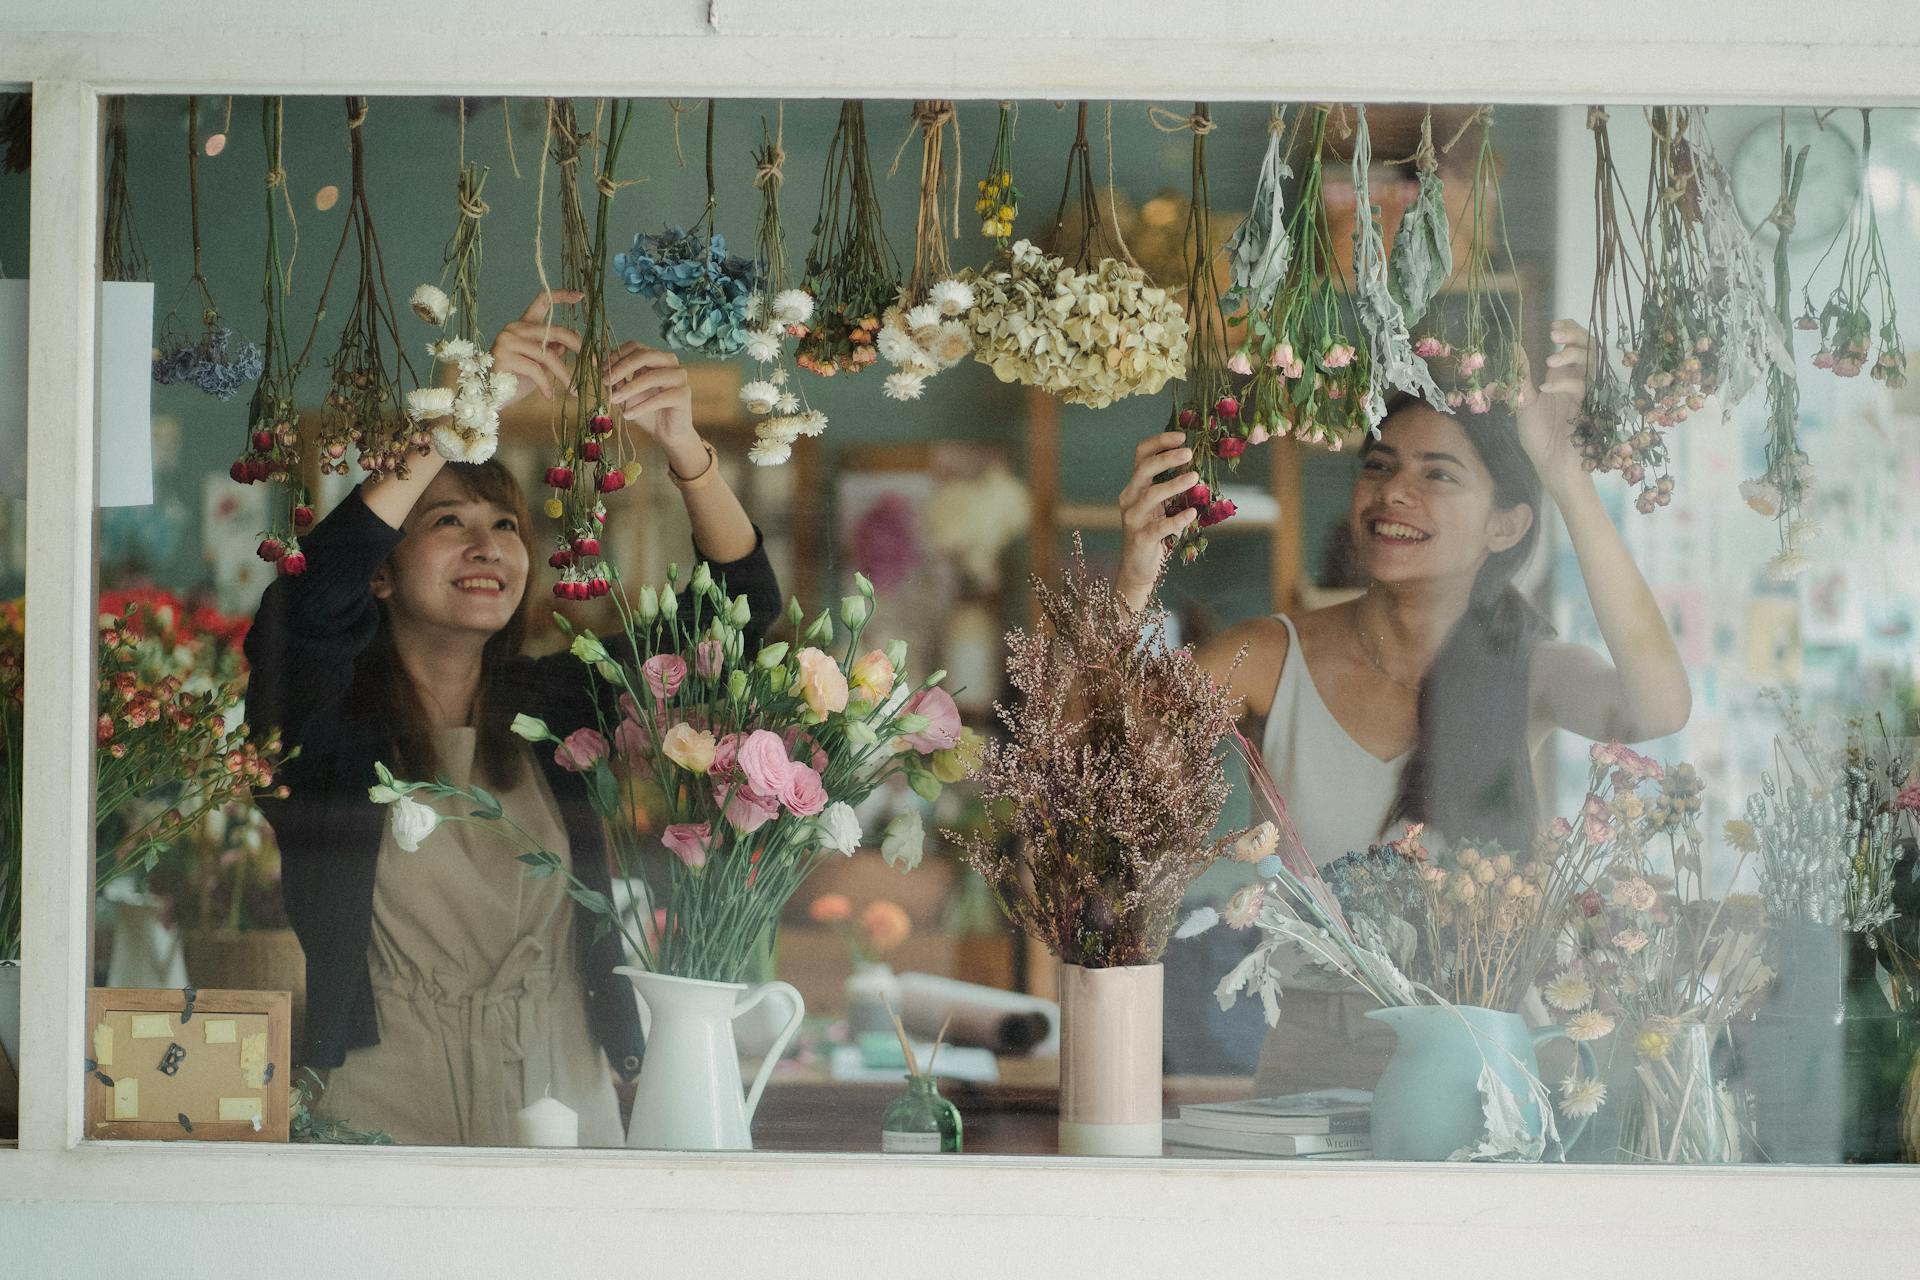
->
xmin=317 ymin=727 xmax=623 ymax=1147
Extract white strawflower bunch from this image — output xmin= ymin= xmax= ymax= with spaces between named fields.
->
xmin=877 ymin=277 xmax=977 ymax=402
xmin=737 ymin=291 xmax=828 ymax=465
xmin=964 ymin=240 xmax=1189 ymax=408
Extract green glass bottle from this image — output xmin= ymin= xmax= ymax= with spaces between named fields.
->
xmin=881 ymin=1074 xmax=963 ymax=1154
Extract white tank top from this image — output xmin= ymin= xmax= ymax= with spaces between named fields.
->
xmin=1259 ymin=614 xmax=1410 ymax=867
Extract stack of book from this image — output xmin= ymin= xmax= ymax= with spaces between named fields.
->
xmin=1162 ymin=1088 xmax=1372 ymax=1159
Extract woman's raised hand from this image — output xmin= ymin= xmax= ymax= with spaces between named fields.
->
xmin=489 ymin=289 xmax=585 ymax=404
xmin=603 ymin=340 xmax=696 ymax=450
xmin=1115 ymin=431 xmax=1201 ymax=612
xmin=1515 ymin=318 xmax=1597 ymax=497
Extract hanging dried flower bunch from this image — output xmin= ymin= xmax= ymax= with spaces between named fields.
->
xmin=737 ymin=108 xmax=829 ymax=466
xmin=101 ymin=98 xmax=149 ymax=284
xmin=1570 ymin=107 xmax=1655 ymax=504
xmin=233 ymin=99 xmax=313 ymax=577
xmin=796 ymin=101 xmax=900 ymax=376
xmin=876 ymin=100 xmax=975 ymax=403
xmin=304 ymin=98 xmax=417 ymax=479
xmin=1613 ymin=107 xmax=1725 ymax=512
xmin=949 ymin=538 xmax=1248 ymax=968
xmin=404 ymin=100 xmax=518 ymax=466
xmin=1164 ymin=102 xmax=1240 ymax=563
xmin=614 ymin=101 xmax=760 ymax=358
xmin=975 ymin=103 xmax=1020 ymax=248
xmin=541 ymin=98 xmax=637 ymax=600
xmin=1743 ymin=118 xmax=1818 ymax=581
xmin=1230 ymin=105 xmax=1372 ymax=448
xmin=1413 ymin=109 xmax=1524 ymax=415
xmin=1388 ymin=110 xmax=1453 ymax=335
xmin=1803 ymin=109 xmax=1906 ymax=389
xmin=1350 ymin=105 xmax=1448 ymax=426
xmin=962 ymin=103 xmax=1187 ymax=410
xmin=153 ymin=96 xmax=264 ymax=401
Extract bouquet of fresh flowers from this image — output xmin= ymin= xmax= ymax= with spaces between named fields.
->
xmin=950 ymin=543 xmax=1243 ymax=968
xmin=373 ymin=570 xmax=961 ymax=984
xmin=0 ymin=591 xmax=287 ymax=961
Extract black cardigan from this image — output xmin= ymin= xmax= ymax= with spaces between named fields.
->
xmin=244 ymin=485 xmax=783 ymax=1072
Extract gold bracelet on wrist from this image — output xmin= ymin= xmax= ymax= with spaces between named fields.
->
xmin=668 ymin=439 xmax=720 ymax=491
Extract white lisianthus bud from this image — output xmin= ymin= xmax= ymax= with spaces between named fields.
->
xmin=885 ymin=639 xmax=908 ymax=671
xmin=757 ymin=641 xmax=791 ymax=669
xmin=840 ymin=595 xmax=871 ymax=630
xmin=637 ymin=586 xmax=660 ymax=623
xmin=510 ymin=713 xmax=553 ymax=742
xmin=691 ymin=562 xmax=713 ymax=594
xmin=570 ymin=633 xmax=611 ymax=664
xmin=389 ymin=795 xmax=441 ymax=853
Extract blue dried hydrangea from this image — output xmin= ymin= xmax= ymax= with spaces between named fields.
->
xmin=151 ymin=325 xmax=265 ymax=401
xmin=613 ymin=227 xmax=761 ymax=357
xmin=1322 ymin=843 xmax=1426 ymax=919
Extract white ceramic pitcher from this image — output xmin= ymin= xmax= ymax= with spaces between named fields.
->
xmin=617 ymin=966 xmax=804 ymax=1151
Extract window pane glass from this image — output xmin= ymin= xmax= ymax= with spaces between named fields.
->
xmin=0 ymin=86 xmax=28 ymax=1142
xmin=75 ymin=95 xmax=1920 ymax=1166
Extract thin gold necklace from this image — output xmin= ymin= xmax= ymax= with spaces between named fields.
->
xmin=1350 ymin=602 xmax=1423 ymax=695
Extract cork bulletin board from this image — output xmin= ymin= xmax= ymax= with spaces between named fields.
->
xmin=84 ymin=988 xmax=291 ymax=1141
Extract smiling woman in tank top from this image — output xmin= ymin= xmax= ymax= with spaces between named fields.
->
xmin=1113 ymin=320 xmax=1691 ymax=1092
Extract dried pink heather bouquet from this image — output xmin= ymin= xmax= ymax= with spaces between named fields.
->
xmin=952 ymin=540 xmax=1246 ymax=968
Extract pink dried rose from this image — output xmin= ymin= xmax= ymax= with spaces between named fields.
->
xmin=1581 ymin=794 xmax=1615 ymax=844
xmin=1227 ymin=350 xmax=1254 ymax=376
xmin=1321 ymin=343 xmax=1356 ymax=370
xmin=554 ymin=727 xmax=609 ymax=773
xmin=662 ymin=821 xmax=714 ymax=869
xmin=1456 ymin=348 xmax=1487 ymax=376
xmin=1413 ymin=335 xmax=1447 ymax=359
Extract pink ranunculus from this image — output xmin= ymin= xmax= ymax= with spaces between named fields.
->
xmin=554 ymin=727 xmax=609 ymax=773
xmin=903 ymin=686 xmax=962 ymax=754
xmin=642 ymin=653 xmax=688 ymax=703
xmin=783 ymin=725 xmax=829 ymax=773
xmin=738 ymin=729 xmax=795 ymax=799
xmin=661 ymin=822 xmax=714 ymax=869
xmin=709 ymin=731 xmax=744 ymax=780
xmin=694 ymin=639 xmax=725 ymax=680
xmin=779 ymin=763 xmax=828 ymax=816
xmin=720 ymin=783 xmax=779 ymax=834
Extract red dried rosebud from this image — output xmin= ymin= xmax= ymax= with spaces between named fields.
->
xmin=572 ymin=536 xmax=601 ymax=558
xmin=1177 ymin=408 xmax=1199 ymax=431
xmin=597 ymin=469 xmax=627 ymax=493
xmin=293 ymin=505 xmax=315 ymax=528
xmin=1215 ymin=396 xmax=1240 ymax=420
xmin=256 ymin=538 xmax=285 ymax=563
xmin=589 ymin=576 xmax=611 ymax=598
xmin=582 ymin=439 xmax=604 ymax=462
xmin=552 ymin=581 xmax=570 ymax=599
xmin=548 ymin=549 xmax=574 ymax=569
xmin=230 ymin=459 xmax=254 ymax=485
xmin=545 ymin=465 xmax=575 ymax=489
xmin=251 ymin=429 xmax=274 ymax=452
xmin=278 ymin=551 xmax=307 ymax=576
xmin=589 ymin=414 xmax=614 ymax=435
xmin=1215 ymin=436 xmax=1247 ymax=460
xmin=253 ymin=459 xmax=275 ymax=482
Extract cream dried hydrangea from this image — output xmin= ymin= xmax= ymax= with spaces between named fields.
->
xmin=962 ymin=240 xmax=1189 ymax=409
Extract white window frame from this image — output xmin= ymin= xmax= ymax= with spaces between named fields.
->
xmin=5 ymin=6 xmax=1920 ymax=1270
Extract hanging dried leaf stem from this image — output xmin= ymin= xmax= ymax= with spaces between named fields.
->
xmin=798 ymin=102 xmax=900 ymax=376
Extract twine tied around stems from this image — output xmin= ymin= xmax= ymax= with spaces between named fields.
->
xmin=1147 ymin=104 xmax=1215 ymax=136
xmin=1442 ymin=105 xmax=1492 ymax=157
xmin=263 ymin=98 xmax=299 ymax=295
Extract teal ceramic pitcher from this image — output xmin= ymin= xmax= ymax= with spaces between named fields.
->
xmin=1366 ymin=1004 xmax=1596 ymax=1161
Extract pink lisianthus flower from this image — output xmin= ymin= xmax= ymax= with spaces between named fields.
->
xmin=694 ymin=639 xmax=725 ymax=680
xmin=738 ymin=729 xmax=795 ymax=799
xmin=662 ymin=822 xmax=714 ymax=869
xmin=779 ymin=763 xmax=828 ymax=816
xmin=554 ymin=727 xmax=609 ymax=773
xmin=795 ymin=646 xmax=851 ymax=718
xmin=848 ymin=649 xmax=897 ymax=702
xmin=709 ymin=731 xmax=744 ymax=780
xmin=611 ymin=717 xmax=652 ymax=779
xmin=783 ymin=725 xmax=829 ymax=773
xmin=642 ymin=653 xmax=688 ymax=703
xmin=720 ymin=784 xmax=780 ymax=834
xmin=902 ymin=686 xmax=962 ymax=754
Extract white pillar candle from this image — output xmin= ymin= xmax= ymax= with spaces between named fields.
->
xmin=515 ymin=1095 xmax=580 ymax=1148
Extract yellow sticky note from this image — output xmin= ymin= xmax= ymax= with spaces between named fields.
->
xmin=203 ymin=1020 xmax=236 ymax=1045
xmin=218 ymin=1096 xmax=262 ymax=1123
xmin=129 ymin=1013 xmax=172 ymax=1039
xmin=92 ymin=1022 xmax=114 ymax=1067
xmin=239 ymin=1032 xmax=268 ymax=1088
xmin=112 ymin=1076 xmax=139 ymax=1119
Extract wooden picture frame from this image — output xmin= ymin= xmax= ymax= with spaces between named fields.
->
xmin=84 ymin=987 xmax=291 ymax=1142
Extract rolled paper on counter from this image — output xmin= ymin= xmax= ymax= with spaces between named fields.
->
xmin=895 ymin=972 xmax=1059 ymax=1055
xmin=515 ymin=1094 xmax=580 ymax=1148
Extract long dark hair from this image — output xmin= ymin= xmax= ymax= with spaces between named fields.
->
xmin=1365 ymin=396 xmax=1553 ymax=852
xmin=352 ymin=460 xmax=535 ymax=789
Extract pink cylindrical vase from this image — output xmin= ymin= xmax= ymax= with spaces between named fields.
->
xmin=1058 ymin=962 xmax=1163 ymax=1156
